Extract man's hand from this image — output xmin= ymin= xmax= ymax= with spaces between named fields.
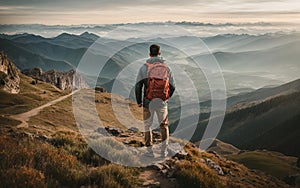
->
xmin=138 ymin=104 xmax=142 ymax=108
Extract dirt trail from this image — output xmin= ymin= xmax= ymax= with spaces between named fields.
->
xmin=139 ymin=169 xmax=178 ymax=188
xmin=11 ymin=90 xmax=78 ymax=128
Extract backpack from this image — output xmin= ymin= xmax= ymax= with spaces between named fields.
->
xmin=145 ymin=62 xmax=170 ymax=101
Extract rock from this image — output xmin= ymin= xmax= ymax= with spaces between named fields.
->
xmin=22 ymin=68 xmax=88 ymax=90
xmin=119 ymin=134 xmax=130 ymax=138
xmin=174 ymin=151 xmax=189 ymax=160
xmin=128 ymin=127 xmax=139 ymax=133
xmin=95 ymin=86 xmax=106 ymax=93
xmin=105 ymin=127 xmax=122 ymax=136
xmin=208 ymin=150 xmax=222 ymax=158
xmin=214 ymin=165 xmax=224 ymax=176
xmin=31 ymin=80 xmax=37 ymax=85
xmin=95 ymin=127 xmax=109 ymax=135
xmin=123 ymin=140 xmax=130 ymax=145
xmin=95 ymin=99 xmax=108 ymax=104
xmin=150 ymin=163 xmax=164 ymax=171
xmin=142 ymin=181 xmax=160 ymax=188
xmin=161 ymin=169 xmax=168 ymax=175
xmin=167 ymin=143 xmax=183 ymax=155
xmin=206 ymin=158 xmax=215 ymax=167
xmin=205 ymin=158 xmax=224 ymax=176
xmin=0 ymin=51 xmax=20 ymax=94
xmin=163 ymin=163 xmax=170 ymax=170
xmin=127 ymin=140 xmax=144 ymax=147
xmin=166 ymin=143 xmax=188 ymax=159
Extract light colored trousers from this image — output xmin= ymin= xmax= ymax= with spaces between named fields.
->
xmin=143 ymin=105 xmax=169 ymax=152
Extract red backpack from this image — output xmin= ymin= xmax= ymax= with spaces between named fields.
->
xmin=145 ymin=62 xmax=170 ymax=101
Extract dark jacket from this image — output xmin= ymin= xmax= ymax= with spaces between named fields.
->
xmin=135 ymin=56 xmax=176 ymax=107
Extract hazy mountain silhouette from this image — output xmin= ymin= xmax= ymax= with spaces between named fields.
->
xmin=188 ymin=79 xmax=300 ymax=157
xmin=0 ymin=38 xmax=73 ymax=71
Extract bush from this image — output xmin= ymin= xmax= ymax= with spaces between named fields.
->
xmin=89 ymin=137 xmax=140 ymax=166
xmin=174 ymin=160 xmax=223 ymax=188
xmin=0 ymin=135 xmax=141 ymax=187
xmin=49 ymin=134 xmax=108 ymax=166
xmin=0 ymin=166 xmax=46 ymax=188
xmin=49 ymin=135 xmax=75 ymax=147
xmin=0 ymin=136 xmax=86 ymax=186
xmin=89 ymin=164 xmax=139 ymax=188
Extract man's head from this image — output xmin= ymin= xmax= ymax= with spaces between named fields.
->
xmin=149 ymin=44 xmax=161 ymax=57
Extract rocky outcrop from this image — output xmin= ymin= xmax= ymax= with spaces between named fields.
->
xmin=22 ymin=68 xmax=88 ymax=90
xmin=0 ymin=51 xmax=20 ymax=94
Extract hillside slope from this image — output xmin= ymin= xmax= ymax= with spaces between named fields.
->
xmin=218 ymin=90 xmax=300 ymax=157
xmin=0 ymin=72 xmax=290 ymax=187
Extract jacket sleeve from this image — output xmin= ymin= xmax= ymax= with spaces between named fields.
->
xmin=169 ymin=67 xmax=176 ymax=98
xmin=135 ymin=67 xmax=144 ymax=104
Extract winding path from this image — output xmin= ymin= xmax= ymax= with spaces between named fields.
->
xmin=11 ymin=91 xmax=78 ymax=128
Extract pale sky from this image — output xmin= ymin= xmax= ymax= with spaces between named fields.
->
xmin=0 ymin=0 xmax=299 ymax=24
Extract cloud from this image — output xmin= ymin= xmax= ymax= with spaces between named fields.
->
xmin=0 ymin=0 xmax=299 ymax=24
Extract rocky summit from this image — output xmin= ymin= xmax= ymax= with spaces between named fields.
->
xmin=0 ymin=51 xmax=20 ymax=94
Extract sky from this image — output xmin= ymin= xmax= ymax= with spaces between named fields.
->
xmin=0 ymin=0 xmax=299 ymax=25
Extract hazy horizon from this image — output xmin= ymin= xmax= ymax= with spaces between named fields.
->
xmin=0 ymin=0 xmax=299 ymax=25
xmin=1 ymin=21 xmax=300 ymax=39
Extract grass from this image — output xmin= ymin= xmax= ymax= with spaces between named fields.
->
xmin=181 ymin=143 xmax=289 ymax=188
xmin=0 ymin=166 xmax=46 ymax=188
xmin=227 ymin=150 xmax=300 ymax=180
xmin=0 ymin=73 xmax=292 ymax=187
xmin=0 ymin=134 xmax=140 ymax=187
xmin=174 ymin=160 xmax=223 ymax=188
xmin=28 ymin=96 xmax=78 ymax=132
xmin=28 ymin=89 xmax=144 ymax=137
xmin=0 ymin=116 xmax=21 ymax=127
xmin=89 ymin=137 xmax=141 ymax=166
xmin=0 ymin=74 xmax=67 ymax=116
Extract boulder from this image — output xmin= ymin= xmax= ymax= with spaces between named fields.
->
xmin=105 ymin=126 xmax=122 ymax=136
xmin=205 ymin=158 xmax=224 ymax=176
xmin=0 ymin=51 xmax=20 ymax=94
xmin=95 ymin=86 xmax=106 ymax=93
xmin=128 ymin=127 xmax=139 ymax=133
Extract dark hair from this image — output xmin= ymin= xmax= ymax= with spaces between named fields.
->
xmin=150 ymin=44 xmax=160 ymax=56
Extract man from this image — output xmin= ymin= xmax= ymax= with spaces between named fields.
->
xmin=135 ymin=44 xmax=176 ymax=158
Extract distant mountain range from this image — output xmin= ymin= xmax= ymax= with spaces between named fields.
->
xmin=1 ymin=31 xmax=299 ymax=159
xmin=218 ymin=79 xmax=300 ymax=157
xmin=187 ymin=78 xmax=300 ymax=157
xmin=1 ymin=32 xmax=299 ymax=99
